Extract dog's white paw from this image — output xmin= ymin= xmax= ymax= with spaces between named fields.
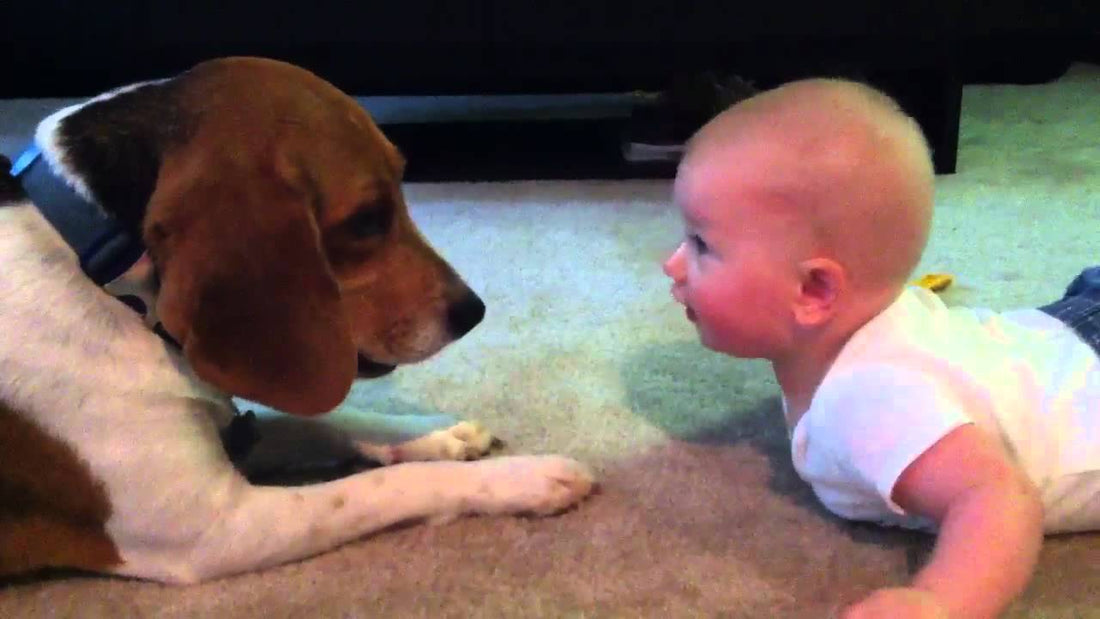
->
xmin=464 ymin=455 xmax=596 ymax=517
xmin=357 ymin=421 xmax=495 ymax=464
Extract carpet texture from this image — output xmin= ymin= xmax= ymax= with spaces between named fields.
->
xmin=2 ymin=64 xmax=1099 ymax=618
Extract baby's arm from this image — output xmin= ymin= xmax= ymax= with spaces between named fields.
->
xmin=849 ymin=424 xmax=1044 ymax=618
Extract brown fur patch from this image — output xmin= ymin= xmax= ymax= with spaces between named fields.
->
xmin=49 ymin=57 xmax=478 ymax=417
xmin=0 ymin=403 xmax=121 ymax=577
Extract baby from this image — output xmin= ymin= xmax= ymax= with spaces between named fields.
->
xmin=662 ymin=78 xmax=1100 ymax=618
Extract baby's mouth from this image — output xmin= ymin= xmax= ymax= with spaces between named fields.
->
xmin=669 ymin=284 xmax=695 ymax=322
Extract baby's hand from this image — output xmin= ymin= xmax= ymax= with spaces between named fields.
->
xmin=840 ymin=587 xmax=948 ymax=619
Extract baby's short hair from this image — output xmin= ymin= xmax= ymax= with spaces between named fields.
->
xmin=690 ymin=78 xmax=936 ymax=291
xmin=810 ymin=79 xmax=936 ymax=289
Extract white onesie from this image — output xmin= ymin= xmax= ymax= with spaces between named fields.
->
xmin=790 ymin=287 xmax=1100 ymax=533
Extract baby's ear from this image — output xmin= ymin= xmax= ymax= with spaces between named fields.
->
xmin=793 ymin=258 xmax=845 ymax=326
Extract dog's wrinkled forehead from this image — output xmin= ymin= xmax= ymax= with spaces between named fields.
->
xmin=289 ymin=96 xmax=405 ymax=182
xmin=184 ymin=59 xmax=395 ymax=152
xmin=284 ymin=107 xmax=406 ymax=226
xmin=177 ymin=58 xmax=408 ymax=222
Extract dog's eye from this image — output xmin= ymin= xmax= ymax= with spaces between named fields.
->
xmin=344 ymin=207 xmax=391 ymax=239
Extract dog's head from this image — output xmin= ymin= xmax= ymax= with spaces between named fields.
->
xmin=47 ymin=57 xmax=484 ymax=415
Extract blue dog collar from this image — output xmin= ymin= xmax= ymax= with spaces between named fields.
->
xmin=14 ymin=143 xmax=169 ymax=338
xmin=14 ymin=144 xmax=147 ymax=286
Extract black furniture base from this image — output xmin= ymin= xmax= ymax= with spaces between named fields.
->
xmin=5 ymin=3 xmax=1094 ymax=180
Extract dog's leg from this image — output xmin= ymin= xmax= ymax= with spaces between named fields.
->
xmin=328 ymin=410 xmax=495 ymax=464
xmin=241 ymin=405 xmax=498 ymax=467
xmin=123 ymin=455 xmax=593 ymax=584
xmin=353 ymin=420 xmax=493 ymax=464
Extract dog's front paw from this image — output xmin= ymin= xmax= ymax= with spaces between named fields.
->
xmin=357 ymin=421 xmax=496 ymax=464
xmin=465 ymin=455 xmax=596 ymax=517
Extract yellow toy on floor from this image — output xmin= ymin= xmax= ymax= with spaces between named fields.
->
xmin=912 ymin=273 xmax=954 ymax=293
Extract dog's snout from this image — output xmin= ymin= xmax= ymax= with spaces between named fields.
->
xmin=447 ymin=292 xmax=485 ymax=338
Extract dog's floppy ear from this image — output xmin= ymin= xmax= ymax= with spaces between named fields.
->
xmin=145 ymin=152 xmax=356 ymax=416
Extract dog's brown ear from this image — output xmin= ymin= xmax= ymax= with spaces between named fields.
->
xmin=145 ymin=156 xmax=356 ymax=416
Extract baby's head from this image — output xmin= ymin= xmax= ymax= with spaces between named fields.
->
xmin=663 ymin=78 xmax=934 ymax=360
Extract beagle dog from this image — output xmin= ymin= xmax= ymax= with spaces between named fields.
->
xmin=0 ymin=57 xmax=593 ymax=584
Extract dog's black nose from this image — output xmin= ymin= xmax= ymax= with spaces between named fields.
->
xmin=447 ymin=292 xmax=486 ymax=338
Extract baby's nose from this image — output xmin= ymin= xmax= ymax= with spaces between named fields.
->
xmin=663 ymin=243 xmax=686 ymax=279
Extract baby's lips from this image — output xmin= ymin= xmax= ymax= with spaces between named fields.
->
xmin=669 ymin=284 xmax=686 ymax=305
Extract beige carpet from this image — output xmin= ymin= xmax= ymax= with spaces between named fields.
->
xmin=3 ymin=64 xmax=1100 ymax=618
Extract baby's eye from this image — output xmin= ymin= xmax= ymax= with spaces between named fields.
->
xmin=689 ymin=233 xmax=709 ymax=255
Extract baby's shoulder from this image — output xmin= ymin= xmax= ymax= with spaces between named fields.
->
xmin=821 ymin=360 xmax=946 ymax=396
xmin=808 ymin=362 xmax=957 ymax=431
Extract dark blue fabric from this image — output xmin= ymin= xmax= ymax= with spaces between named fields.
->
xmin=1040 ymin=266 xmax=1100 ymax=355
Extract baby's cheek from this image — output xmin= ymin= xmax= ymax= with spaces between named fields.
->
xmin=693 ymin=300 xmax=747 ymax=350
